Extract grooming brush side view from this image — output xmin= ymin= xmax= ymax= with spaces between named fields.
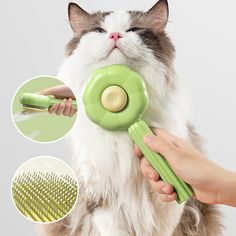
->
xmin=20 ymin=93 xmax=77 ymax=112
xmin=12 ymin=76 xmax=78 ymax=142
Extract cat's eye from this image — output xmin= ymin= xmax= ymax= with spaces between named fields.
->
xmin=126 ymin=27 xmax=142 ymax=32
xmin=94 ymin=27 xmax=107 ymax=33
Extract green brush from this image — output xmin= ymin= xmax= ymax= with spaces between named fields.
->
xmin=83 ymin=64 xmax=193 ymax=204
xmin=19 ymin=93 xmax=77 ymax=111
xmin=12 ymin=171 xmax=78 ymax=223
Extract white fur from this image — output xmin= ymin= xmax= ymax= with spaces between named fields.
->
xmin=58 ymin=11 xmax=191 ymax=236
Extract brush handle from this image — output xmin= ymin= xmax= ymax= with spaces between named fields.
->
xmin=128 ymin=120 xmax=193 ymax=204
xmin=20 ymin=93 xmax=77 ymax=109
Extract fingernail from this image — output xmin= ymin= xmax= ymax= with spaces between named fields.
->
xmin=167 ymin=194 xmax=174 ymax=199
xmin=147 ymin=173 xmax=153 ymax=180
xmin=144 ymin=135 xmax=155 ymax=142
xmin=162 ymin=186 xmax=169 ymax=193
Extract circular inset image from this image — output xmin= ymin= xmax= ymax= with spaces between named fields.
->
xmin=11 ymin=156 xmax=78 ymax=224
xmin=11 ymin=76 xmax=77 ymax=142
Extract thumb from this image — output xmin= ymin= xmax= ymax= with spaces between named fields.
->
xmin=143 ymin=134 xmax=179 ymax=164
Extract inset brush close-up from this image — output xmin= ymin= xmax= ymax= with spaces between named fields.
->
xmin=11 ymin=76 xmax=77 ymax=142
xmin=12 ymin=171 xmax=78 ymax=223
xmin=11 ymin=156 xmax=78 ymax=224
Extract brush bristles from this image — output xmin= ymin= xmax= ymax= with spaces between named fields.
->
xmin=12 ymin=171 xmax=78 ymax=223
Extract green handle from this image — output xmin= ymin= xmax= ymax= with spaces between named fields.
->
xmin=128 ymin=120 xmax=193 ymax=204
xmin=20 ymin=93 xmax=77 ymax=110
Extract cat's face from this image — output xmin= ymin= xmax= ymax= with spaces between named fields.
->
xmin=67 ymin=0 xmax=174 ymax=67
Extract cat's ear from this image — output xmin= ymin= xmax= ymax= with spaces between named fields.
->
xmin=147 ymin=0 xmax=169 ymax=32
xmin=68 ymin=3 xmax=89 ymax=35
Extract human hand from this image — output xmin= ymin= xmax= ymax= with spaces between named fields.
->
xmin=38 ymin=85 xmax=77 ymax=117
xmin=135 ymin=128 xmax=236 ymax=206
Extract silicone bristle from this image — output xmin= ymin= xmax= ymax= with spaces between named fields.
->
xmin=12 ymin=172 xmax=78 ymax=223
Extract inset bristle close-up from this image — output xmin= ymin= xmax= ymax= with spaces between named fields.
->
xmin=12 ymin=171 xmax=78 ymax=223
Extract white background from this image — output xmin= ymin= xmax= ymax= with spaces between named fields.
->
xmin=1 ymin=0 xmax=236 ymax=235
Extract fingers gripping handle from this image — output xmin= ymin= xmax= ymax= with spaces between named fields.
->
xmin=128 ymin=120 xmax=194 ymax=204
xmin=49 ymin=97 xmax=77 ymax=108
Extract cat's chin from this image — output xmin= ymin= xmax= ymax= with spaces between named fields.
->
xmin=104 ymin=48 xmax=129 ymax=64
xmin=111 ymin=47 xmax=126 ymax=56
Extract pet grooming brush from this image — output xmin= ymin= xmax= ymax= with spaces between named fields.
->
xmin=19 ymin=93 xmax=77 ymax=111
xmin=12 ymin=171 xmax=78 ymax=223
xmin=83 ymin=64 xmax=193 ymax=204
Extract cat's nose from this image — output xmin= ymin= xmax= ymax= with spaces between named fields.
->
xmin=110 ymin=32 xmax=122 ymax=41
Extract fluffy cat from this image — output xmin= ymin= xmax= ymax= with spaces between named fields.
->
xmin=40 ymin=1 xmax=222 ymax=235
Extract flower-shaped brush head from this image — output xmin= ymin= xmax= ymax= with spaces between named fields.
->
xmin=83 ymin=64 xmax=149 ymax=130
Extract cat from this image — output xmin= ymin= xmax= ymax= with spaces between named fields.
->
xmin=40 ymin=0 xmax=223 ymax=235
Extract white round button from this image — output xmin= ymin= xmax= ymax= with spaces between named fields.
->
xmin=101 ymin=86 xmax=128 ymax=112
